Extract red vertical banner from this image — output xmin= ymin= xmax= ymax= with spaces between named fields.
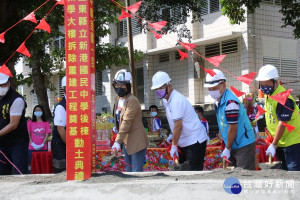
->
xmin=65 ymin=0 xmax=96 ymax=180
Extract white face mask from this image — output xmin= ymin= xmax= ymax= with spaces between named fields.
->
xmin=0 ymin=86 xmax=9 ymax=96
xmin=209 ymin=90 xmax=222 ymax=101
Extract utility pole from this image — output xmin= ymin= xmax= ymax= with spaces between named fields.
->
xmin=125 ymin=0 xmax=136 ymax=96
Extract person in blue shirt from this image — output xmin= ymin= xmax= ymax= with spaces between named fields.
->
xmin=149 ymin=105 xmax=162 ymax=134
xmin=204 ymin=69 xmax=256 ymax=170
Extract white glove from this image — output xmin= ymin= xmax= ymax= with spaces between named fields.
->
xmin=113 ymin=127 xmax=118 ymax=134
xmin=170 ymin=145 xmax=179 ymax=159
xmin=266 ymin=143 xmax=276 ymax=158
xmin=221 ymin=148 xmax=231 ymax=160
xmin=166 ymin=134 xmax=173 ymax=144
xmin=35 ymin=143 xmax=45 ymax=150
xmin=31 ymin=142 xmax=39 ymax=150
xmin=112 ymin=142 xmax=121 ymax=152
xmin=206 ymin=135 xmax=210 ymax=145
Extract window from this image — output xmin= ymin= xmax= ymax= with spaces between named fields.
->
xmin=205 ymin=38 xmax=238 ymax=57
xmin=205 ymin=43 xmax=220 ymax=57
xmin=263 ymin=0 xmax=281 ymax=5
xmin=53 ymin=37 xmax=65 ymax=50
xmin=135 ymin=68 xmax=144 ymax=104
xmin=117 ymin=18 xmax=141 ymax=38
xmin=221 ymin=39 xmax=238 ymax=54
xmin=263 ymin=57 xmax=298 ymax=77
xmin=96 ymin=71 xmax=103 ymax=96
xmin=159 ymin=53 xmax=170 ymax=63
xmin=58 ymin=75 xmax=64 ymax=98
xmin=201 ymin=0 xmax=220 ymax=16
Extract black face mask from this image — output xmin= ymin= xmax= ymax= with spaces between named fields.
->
xmin=115 ymin=87 xmax=128 ymax=97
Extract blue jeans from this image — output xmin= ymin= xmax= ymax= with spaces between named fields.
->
xmin=276 ymin=143 xmax=300 ymax=171
xmin=0 ymin=143 xmax=28 ymax=175
xmin=122 ymin=144 xmax=146 ymax=172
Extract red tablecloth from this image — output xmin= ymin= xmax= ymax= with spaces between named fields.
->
xmin=31 ymin=151 xmax=54 ymax=174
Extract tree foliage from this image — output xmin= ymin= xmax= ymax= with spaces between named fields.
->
xmin=220 ymin=0 xmax=300 ymax=38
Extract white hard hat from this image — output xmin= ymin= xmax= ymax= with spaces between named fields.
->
xmin=61 ymin=76 xmax=66 ymax=87
xmin=255 ymin=65 xmax=279 ymax=81
xmin=204 ymin=69 xmax=226 ymax=88
xmin=113 ymin=69 xmax=132 ymax=84
xmin=151 ymin=71 xmax=171 ymax=90
xmin=0 ymin=73 xmax=10 ymax=84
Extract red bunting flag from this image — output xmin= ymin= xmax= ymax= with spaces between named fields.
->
xmin=118 ymin=9 xmax=133 ymax=20
xmin=236 ymin=72 xmax=257 ymax=85
xmin=36 ymin=18 xmax=51 ymax=33
xmin=269 ymin=89 xmax=293 ymax=106
xmin=230 ymin=86 xmax=245 ymax=97
xmin=178 ymin=41 xmax=197 ymax=51
xmin=205 ymin=54 xmax=226 ymax=67
xmin=148 ymin=21 xmax=168 ymax=32
xmin=0 ymin=64 xmax=13 ymax=77
xmin=256 ymin=104 xmax=266 ymax=119
xmin=16 ymin=42 xmax=31 ymax=58
xmin=0 ymin=32 xmax=6 ymax=43
xmin=282 ymin=122 xmax=295 ymax=132
xmin=203 ymin=68 xmax=217 ymax=77
xmin=23 ymin=12 xmax=37 ymax=24
xmin=55 ymin=0 xmax=65 ymax=5
xmin=150 ymin=30 xmax=162 ymax=39
xmin=126 ymin=1 xmax=142 ymax=14
xmin=177 ymin=49 xmax=188 ymax=61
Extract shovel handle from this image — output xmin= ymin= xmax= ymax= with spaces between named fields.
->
xmin=112 ymin=148 xmax=117 ymax=156
xmin=268 ymin=153 xmax=272 ymax=164
xmin=222 ymin=157 xmax=226 ymax=170
xmin=174 ymin=155 xmax=179 ymax=165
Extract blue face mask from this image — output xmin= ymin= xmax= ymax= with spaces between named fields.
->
xmin=34 ymin=111 xmax=43 ymax=118
xmin=260 ymin=86 xmax=274 ymax=95
xmin=151 ymin=112 xmax=157 ymax=117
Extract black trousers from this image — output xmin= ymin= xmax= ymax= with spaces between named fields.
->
xmin=51 ymin=141 xmax=66 ymax=173
xmin=178 ymin=140 xmax=207 ymax=171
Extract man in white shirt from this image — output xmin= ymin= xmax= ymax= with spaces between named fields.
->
xmin=51 ymin=76 xmax=66 ymax=173
xmin=151 ymin=71 xmax=207 ymax=170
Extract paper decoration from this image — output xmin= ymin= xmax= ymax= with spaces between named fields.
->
xmin=205 ymin=54 xmax=226 ymax=67
xmin=36 ymin=18 xmax=51 ymax=33
xmin=282 ymin=122 xmax=295 ymax=132
xmin=177 ymin=49 xmax=188 ymax=61
xmin=230 ymin=86 xmax=245 ymax=97
xmin=150 ymin=30 xmax=162 ymax=39
xmin=178 ymin=41 xmax=197 ymax=51
xmin=269 ymin=89 xmax=293 ymax=106
xmin=126 ymin=1 xmax=142 ymax=14
xmin=236 ymin=72 xmax=257 ymax=85
xmin=16 ymin=42 xmax=31 ymax=57
xmin=23 ymin=12 xmax=37 ymax=24
xmin=55 ymin=0 xmax=65 ymax=5
xmin=0 ymin=64 xmax=13 ymax=77
xmin=256 ymin=105 xmax=266 ymax=119
xmin=0 ymin=32 xmax=6 ymax=43
xmin=148 ymin=21 xmax=168 ymax=32
xmin=203 ymin=68 xmax=217 ymax=77
xmin=118 ymin=9 xmax=133 ymax=20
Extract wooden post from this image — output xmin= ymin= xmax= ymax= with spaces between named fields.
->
xmin=64 ymin=0 xmax=96 ymax=180
xmin=125 ymin=0 xmax=136 ymax=96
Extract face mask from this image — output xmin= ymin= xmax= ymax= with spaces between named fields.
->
xmin=155 ymin=87 xmax=168 ymax=99
xmin=260 ymin=86 xmax=274 ymax=95
xmin=151 ymin=112 xmax=157 ymax=117
xmin=34 ymin=111 xmax=43 ymax=118
xmin=115 ymin=87 xmax=128 ymax=97
xmin=209 ymin=90 xmax=222 ymax=101
xmin=0 ymin=86 xmax=9 ymax=96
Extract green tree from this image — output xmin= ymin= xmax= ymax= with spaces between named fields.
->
xmin=220 ymin=0 xmax=300 ymax=38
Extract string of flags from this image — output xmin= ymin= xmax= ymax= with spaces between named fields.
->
xmin=0 ymin=0 xmax=298 ymax=131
